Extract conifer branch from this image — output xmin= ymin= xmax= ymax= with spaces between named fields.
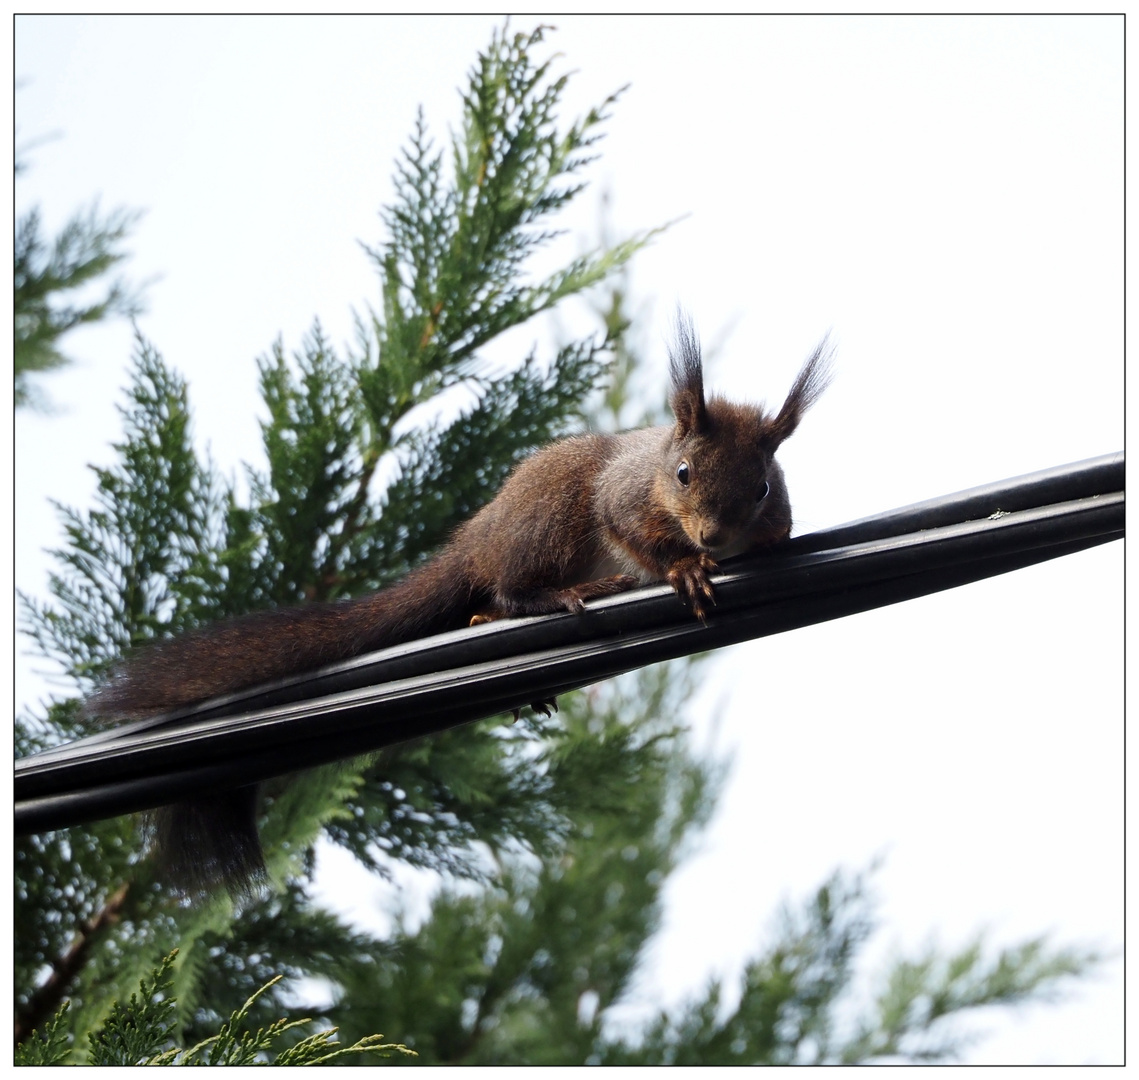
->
xmin=14 ymin=883 xmax=131 ymax=1048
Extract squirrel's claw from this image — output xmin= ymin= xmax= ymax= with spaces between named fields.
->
xmin=510 ymin=698 xmax=558 ymax=722
xmin=667 ymin=553 xmax=718 ymax=622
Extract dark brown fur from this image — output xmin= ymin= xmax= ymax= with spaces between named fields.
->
xmin=90 ymin=317 xmax=833 ymax=895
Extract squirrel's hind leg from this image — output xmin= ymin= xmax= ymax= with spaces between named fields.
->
xmin=479 ymin=574 xmax=639 ymax=620
xmin=470 ymin=575 xmax=638 ymax=722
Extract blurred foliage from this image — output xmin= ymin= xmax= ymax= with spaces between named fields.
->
xmin=14 ymin=142 xmax=146 ymax=409
xmin=16 ymin=951 xmax=415 ymax=1066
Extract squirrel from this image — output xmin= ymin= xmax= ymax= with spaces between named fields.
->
xmin=88 ymin=316 xmax=833 ymax=897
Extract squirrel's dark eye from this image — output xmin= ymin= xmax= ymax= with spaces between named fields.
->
xmin=677 ymin=461 xmax=690 ymax=487
xmin=757 ymin=479 xmax=770 ymax=503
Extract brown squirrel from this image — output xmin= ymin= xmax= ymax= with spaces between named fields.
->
xmin=89 ymin=317 xmax=832 ymax=896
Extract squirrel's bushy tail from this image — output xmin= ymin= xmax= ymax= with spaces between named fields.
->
xmin=88 ymin=551 xmax=478 ymax=899
xmin=147 ymin=787 xmax=266 ymax=901
xmin=88 ymin=549 xmax=477 ymax=719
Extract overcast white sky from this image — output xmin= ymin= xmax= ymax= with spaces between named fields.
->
xmin=13 ymin=15 xmax=1123 ymax=1063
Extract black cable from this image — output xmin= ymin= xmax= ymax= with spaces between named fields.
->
xmin=15 ymin=452 xmax=1123 ymax=834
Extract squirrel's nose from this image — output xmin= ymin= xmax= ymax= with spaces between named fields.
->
xmin=699 ymin=523 xmax=724 ymax=549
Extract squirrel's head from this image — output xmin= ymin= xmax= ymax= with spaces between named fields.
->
xmin=664 ymin=314 xmax=833 ymax=555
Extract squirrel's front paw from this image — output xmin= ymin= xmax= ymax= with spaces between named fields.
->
xmin=666 ymin=553 xmax=718 ymax=622
xmin=559 ymin=575 xmax=640 ymax=613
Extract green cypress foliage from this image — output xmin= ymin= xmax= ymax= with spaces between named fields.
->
xmin=14 ymin=174 xmax=146 ymax=409
xmin=16 ymin=951 xmax=415 ymax=1066
xmin=15 ymin=23 xmax=1099 ymax=1064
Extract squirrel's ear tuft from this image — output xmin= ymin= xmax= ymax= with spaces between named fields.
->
xmin=762 ymin=334 xmax=835 ymax=449
xmin=669 ymin=311 xmax=707 ymax=440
